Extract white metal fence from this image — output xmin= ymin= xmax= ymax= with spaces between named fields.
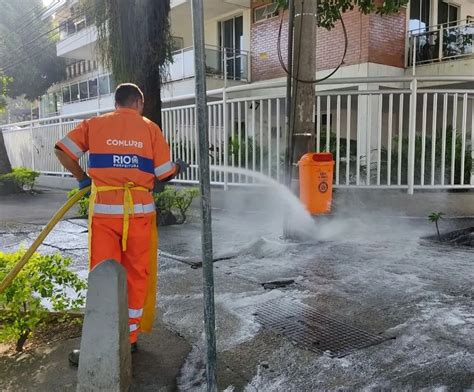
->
xmin=2 ymin=76 xmax=474 ymax=193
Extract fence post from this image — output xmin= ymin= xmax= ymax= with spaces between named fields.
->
xmin=438 ymin=25 xmax=444 ymax=61
xmin=30 ymin=121 xmax=35 ymax=171
xmin=182 ymin=48 xmax=185 ymax=80
xmin=407 ymin=77 xmax=418 ymax=194
xmin=59 ymin=117 xmax=66 ymax=177
xmin=471 ymin=98 xmax=474 ymax=185
xmin=223 ymin=52 xmax=229 ymax=191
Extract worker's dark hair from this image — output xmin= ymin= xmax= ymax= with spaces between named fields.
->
xmin=114 ymin=83 xmax=144 ymax=107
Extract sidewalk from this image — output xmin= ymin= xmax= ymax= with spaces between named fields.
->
xmin=0 ymin=187 xmax=473 ymax=390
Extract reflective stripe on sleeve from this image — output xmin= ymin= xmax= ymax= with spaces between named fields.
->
xmin=129 ymin=324 xmax=138 ymax=332
xmin=154 ymin=161 xmax=174 ymax=178
xmin=93 ymin=203 xmax=155 ymax=215
xmin=128 ymin=308 xmax=143 ymax=318
xmin=59 ymin=136 xmax=84 ymax=159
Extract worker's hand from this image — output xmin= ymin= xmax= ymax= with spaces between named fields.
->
xmin=153 ymin=180 xmax=166 ymax=193
xmin=78 ymin=175 xmax=92 ymax=190
xmin=174 ymin=159 xmax=189 ymax=175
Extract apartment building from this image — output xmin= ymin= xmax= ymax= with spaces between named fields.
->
xmin=4 ymin=0 xmax=472 ymax=192
xmin=39 ymin=0 xmax=474 ymax=118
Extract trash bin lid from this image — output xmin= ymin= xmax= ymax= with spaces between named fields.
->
xmin=299 ymin=152 xmax=334 ymax=164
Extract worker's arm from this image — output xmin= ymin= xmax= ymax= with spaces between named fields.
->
xmin=54 ymin=147 xmax=87 ymax=181
xmin=158 ymin=160 xmax=189 ymax=182
xmin=54 ymin=119 xmax=90 ymax=188
xmin=152 ymin=122 xmax=189 ymax=182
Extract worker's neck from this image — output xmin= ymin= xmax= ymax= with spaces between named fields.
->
xmin=116 ymin=106 xmax=139 ymax=114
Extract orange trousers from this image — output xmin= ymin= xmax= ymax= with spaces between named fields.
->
xmin=90 ymin=216 xmax=155 ymax=343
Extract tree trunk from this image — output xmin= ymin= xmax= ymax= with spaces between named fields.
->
xmin=16 ymin=331 xmax=29 ymax=352
xmin=0 ymin=130 xmax=12 ymax=175
xmin=142 ymin=76 xmax=162 ymax=127
xmin=0 ymin=130 xmax=15 ymax=195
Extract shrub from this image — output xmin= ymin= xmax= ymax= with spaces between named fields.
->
xmin=67 ymin=186 xmax=199 ymax=224
xmin=0 ymin=167 xmax=40 ymax=192
xmin=0 ymin=250 xmax=87 ymax=351
xmin=154 ymin=186 xmax=199 ymax=224
xmin=67 ymin=188 xmax=90 ymax=217
xmin=174 ymin=187 xmax=200 ymax=223
xmin=388 ymin=128 xmax=472 ymax=185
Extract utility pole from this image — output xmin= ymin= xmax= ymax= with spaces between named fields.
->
xmin=190 ymin=0 xmax=217 ymax=391
xmin=284 ymin=0 xmax=317 ymax=238
xmin=290 ymin=0 xmax=317 ymax=180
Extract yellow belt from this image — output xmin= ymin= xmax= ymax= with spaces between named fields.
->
xmin=89 ymin=182 xmax=149 ymax=252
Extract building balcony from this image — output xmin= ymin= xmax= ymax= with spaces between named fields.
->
xmin=39 ymin=73 xmax=115 ymax=118
xmin=407 ymin=19 xmax=474 ymax=67
xmin=57 ymin=24 xmax=97 ymax=60
xmin=168 ymin=45 xmax=250 ymax=83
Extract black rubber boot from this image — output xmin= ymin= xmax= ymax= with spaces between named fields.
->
xmin=131 ymin=342 xmax=138 ymax=353
xmin=69 ymin=349 xmax=80 ymax=367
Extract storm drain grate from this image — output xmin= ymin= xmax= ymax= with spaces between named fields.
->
xmin=254 ymin=299 xmax=393 ymax=358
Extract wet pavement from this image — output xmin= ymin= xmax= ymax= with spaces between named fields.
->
xmin=0 ymin=188 xmax=473 ymax=391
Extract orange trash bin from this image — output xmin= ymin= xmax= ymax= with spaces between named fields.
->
xmin=298 ymin=152 xmax=334 ymax=215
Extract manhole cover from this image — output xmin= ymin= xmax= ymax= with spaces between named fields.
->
xmin=255 ymin=299 xmax=393 ymax=358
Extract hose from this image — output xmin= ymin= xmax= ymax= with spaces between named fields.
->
xmin=0 ymin=186 xmax=91 ymax=294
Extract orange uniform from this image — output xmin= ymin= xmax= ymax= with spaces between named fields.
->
xmin=56 ymin=108 xmax=176 ymax=343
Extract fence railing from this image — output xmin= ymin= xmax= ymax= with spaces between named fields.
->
xmin=2 ymin=76 xmax=474 ymax=193
xmin=408 ymin=19 xmax=474 ymax=66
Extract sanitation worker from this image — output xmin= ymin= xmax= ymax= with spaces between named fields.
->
xmin=54 ymin=83 xmax=188 ymax=365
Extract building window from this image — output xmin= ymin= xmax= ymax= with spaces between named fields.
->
xmin=219 ymin=15 xmax=244 ymax=80
xmin=254 ymin=2 xmax=279 ymax=23
xmin=70 ymin=83 xmax=79 ymax=102
xmin=79 ymin=81 xmax=88 ymax=100
xmin=171 ymin=36 xmax=184 ymax=51
xmin=438 ymin=0 xmax=459 ymax=26
xmin=89 ymin=78 xmax=98 ymax=98
xmin=99 ymin=75 xmax=110 ymax=96
xmin=409 ymin=0 xmax=431 ymax=31
xmin=109 ymin=75 xmax=116 ymax=92
xmin=62 ymin=86 xmax=71 ymax=103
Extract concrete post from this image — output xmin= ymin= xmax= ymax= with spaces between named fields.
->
xmin=77 ymin=260 xmax=131 ymax=392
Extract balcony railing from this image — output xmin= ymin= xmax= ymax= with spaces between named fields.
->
xmin=408 ymin=19 xmax=474 ymax=66
xmin=169 ymin=45 xmax=249 ymax=83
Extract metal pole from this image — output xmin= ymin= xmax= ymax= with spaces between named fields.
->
xmin=408 ymin=77 xmax=417 ymax=195
xmin=285 ymin=0 xmax=295 ymax=188
xmin=223 ymin=51 xmax=229 ymax=191
xmin=190 ymin=1 xmax=217 ymax=391
xmin=283 ymin=0 xmax=295 ymax=238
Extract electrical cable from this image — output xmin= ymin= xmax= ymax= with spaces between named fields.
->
xmin=0 ymin=5 xmax=95 ymax=73
xmin=0 ymin=0 xmax=62 ymax=47
xmin=1 ymin=3 xmax=94 ymax=64
xmin=277 ymin=5 xmax=348 ymax=84
xmin=1 ymin=28 xmax=89 ymax=74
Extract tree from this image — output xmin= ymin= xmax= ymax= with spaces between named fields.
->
xmin=89 ymin=0 xmax=172 ymax=126
xmin=0 ymin=0 xmax=66 ymax=100
xmin=277 ymin=0 xmax=407 ymax=28
xmin=0 ymin=74 xmax=12 ymax=178
xmin=428 ymin=212 xmax=444 ymax=240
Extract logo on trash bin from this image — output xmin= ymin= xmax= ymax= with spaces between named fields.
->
xmin=318 ymin=181 xmax=328 ymax=193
